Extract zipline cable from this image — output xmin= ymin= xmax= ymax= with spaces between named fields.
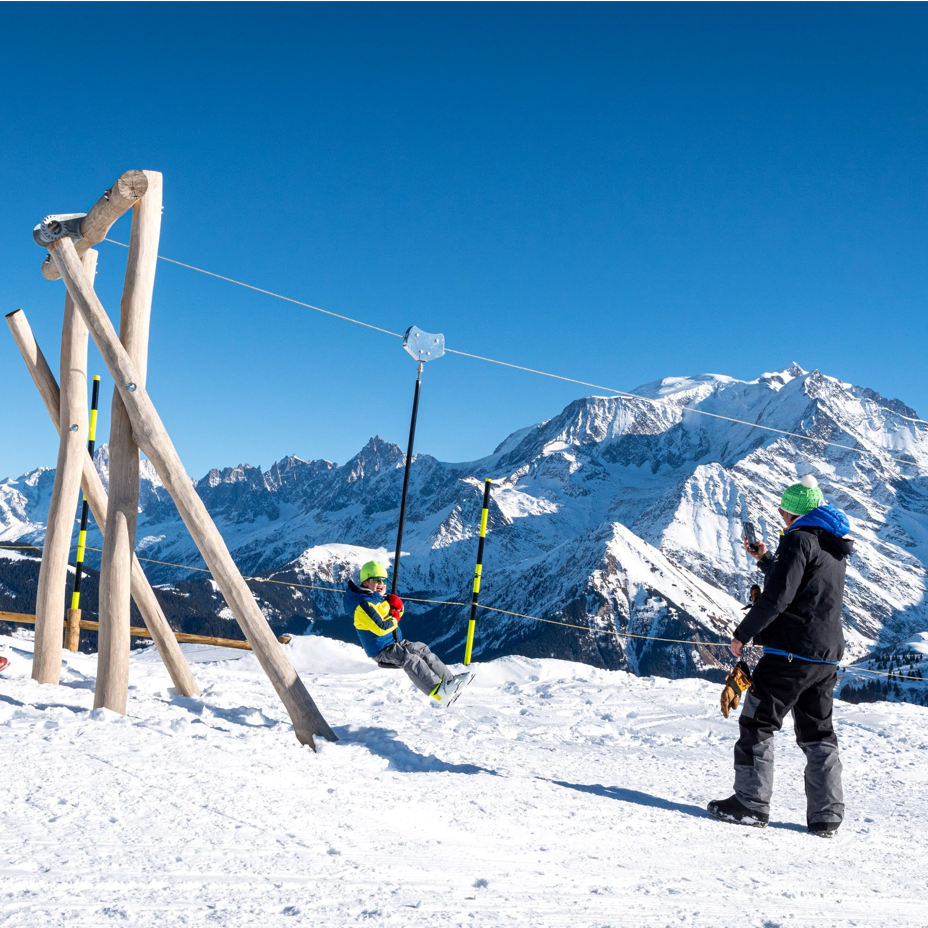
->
xmin=104 ymin=238 xmax=928 ymax=467
xmin=103 ymin=239 xmax=403 ymax=340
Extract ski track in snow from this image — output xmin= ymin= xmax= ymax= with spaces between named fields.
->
xmin=1 ymin=633 xmax=926 ymax=928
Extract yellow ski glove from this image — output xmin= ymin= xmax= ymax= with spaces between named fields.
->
xmin=721 ymin=661 xmax=753 ymax=719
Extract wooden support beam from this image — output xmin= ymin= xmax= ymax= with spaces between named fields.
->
xmin=47 ymin=235 xmax=335 ymax=749
xmin=97 ymin=171 xmax=163 ymax=714
xmin=40 ymin=171 xmax=148 ymax=281
xmin=0 ymin=612 xmax=40 ymax=624
xmin=31 ymin=250 xmax=96 ymax=685
xmin=5 ymin=308 xmax=200 ymax=697
xmin=80 ymin=621 xmax=293 ymax=651
xmin=0 ymin=612 xmax=292 ymax=652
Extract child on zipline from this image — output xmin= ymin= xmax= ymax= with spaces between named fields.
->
xmin=344 ymin=560 xmax=472 ymax=706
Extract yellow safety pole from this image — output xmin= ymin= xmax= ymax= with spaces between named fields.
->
xmin=464 ymin=479 xmax=491 ymax=665
xmin=66 ymin=375 xmax=100 ymax=651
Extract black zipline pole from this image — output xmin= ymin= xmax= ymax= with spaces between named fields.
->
xmin=392 ymin=361 xmax=424 ymax=608
xmin=388 ymin=325 xmax=444 ymax=643
xmin=67 ymin=374 xmax=100 ymax=651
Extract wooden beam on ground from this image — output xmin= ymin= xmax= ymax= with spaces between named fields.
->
xmin=5 ymin=309 xmax=200 ymax=697
xmin=40 ymin=171 xmax=148 ymax=281
xmin=47 ymin=235 xmax=335 ymax=749
xmin=81 ymin=621 xmax=293 ymax=651
xmin=96 ymin=170 xmax=163 ymax=714
xmin=0 ymin=612 xmax=291 ymax=652
xmin=31 ymin=250 xmax=96 ymax=685
xmin=0 ymin=612 xmax=41 ymax=625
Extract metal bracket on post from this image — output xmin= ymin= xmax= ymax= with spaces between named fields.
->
xmin=403 ymin=326 xmax=445 ymax=363
xmin=33 ymin=214 xmax=87 ymax=248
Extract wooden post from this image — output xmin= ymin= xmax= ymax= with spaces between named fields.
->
xmin=48 ymin=236 xmax=335 ymax=748
xmin=40 ymin=171 xmax=149 ymax=281
xmin=96 ymin=172 xmax=163 ymax=714
xmin=31 ymin=250 xmax=96 ymax=685
xmin=65 ymin=607 xmax=82 ymax=652
xmin=5 ymin=308 xmax=200 ymax=697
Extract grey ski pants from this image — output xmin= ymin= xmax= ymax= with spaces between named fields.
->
xmin=375 ymin=640 xmax=455 ymax=696
xmin=734 ymin=655 xmax=844 ymax=825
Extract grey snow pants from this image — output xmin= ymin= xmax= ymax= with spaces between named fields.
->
xmin=376 ymin=640 xmax=455 ymax=696
xmin=734 ymin=655 xmax=844 ymax=826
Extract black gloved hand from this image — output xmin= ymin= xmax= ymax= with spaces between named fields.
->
xmin=721 ymin=661 xmax=753 ymax=719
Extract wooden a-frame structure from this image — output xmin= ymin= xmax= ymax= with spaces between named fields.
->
xmin=10 ymin=170 xmax=335 ymax=748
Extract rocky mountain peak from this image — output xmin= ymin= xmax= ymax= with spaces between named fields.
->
xmin=343 ymin=436 xmax=405 ymax=483
xmin=758 ymin=362 xmax=806 ymax=389
xmin=198 ymin=463 xmax=262 ymax=488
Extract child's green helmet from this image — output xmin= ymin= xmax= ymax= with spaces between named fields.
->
xmin=360 ymin=560 xmax=389 ymax=583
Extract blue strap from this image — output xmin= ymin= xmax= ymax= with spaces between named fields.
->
xmin=763 ymin=647 xmax=839 ymax=666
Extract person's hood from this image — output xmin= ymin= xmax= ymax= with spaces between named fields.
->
xmin=789 ymin=504 xmax=849 ymax=537
xmin=789 ymin=504 xmax=854 ymax=556
xmin=344 ymin=578 xmax=385 ymax=611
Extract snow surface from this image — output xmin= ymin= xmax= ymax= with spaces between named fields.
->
xmin=2 ymin=633 xmax=927 ymax=927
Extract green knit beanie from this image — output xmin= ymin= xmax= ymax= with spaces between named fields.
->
xmin=780 ymin=475 xmax=824 ymax=515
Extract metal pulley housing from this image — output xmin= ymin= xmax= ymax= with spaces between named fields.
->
xmin=33 ymin=213 xmax=86 ymax=247
xmin=403 ymin=326 xmax=445 ymax=362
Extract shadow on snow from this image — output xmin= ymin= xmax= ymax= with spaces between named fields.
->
xmin=545 ymin=779 xmax=807 ymax=833
xmin=335 ymin=724 xmax=501 ymax=776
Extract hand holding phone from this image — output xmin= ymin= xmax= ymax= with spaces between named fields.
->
xmin=743 ymin=520 xmax=760 ymax=553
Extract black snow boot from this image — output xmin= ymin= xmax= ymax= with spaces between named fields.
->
xmin=808 ymin=821 xmax=840 ymax=838
xmin=707 ymin=795 xmax=769 ymax=828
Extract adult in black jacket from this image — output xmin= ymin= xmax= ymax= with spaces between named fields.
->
xmin=708 ymin=476 xmax=853 ymax=837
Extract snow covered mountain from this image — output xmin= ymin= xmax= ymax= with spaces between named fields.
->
xmin=3 ymin=364 xmax=927 ymax=675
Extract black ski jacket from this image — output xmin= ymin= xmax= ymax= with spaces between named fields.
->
xmin=734 ymin=506 xmax=853 ymax=663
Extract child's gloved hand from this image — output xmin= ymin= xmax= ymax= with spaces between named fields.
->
xmin=387 ymin=594 xmax=404 ymax=621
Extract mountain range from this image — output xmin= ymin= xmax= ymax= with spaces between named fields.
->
xmin=2 ymin=363 xmax=927 ymax=682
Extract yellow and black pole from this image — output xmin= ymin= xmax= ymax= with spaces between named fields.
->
xmin=66 ymin=374 xmax=100 ymax=652
xmin=464 ymin=478 xmax=491 ymax=666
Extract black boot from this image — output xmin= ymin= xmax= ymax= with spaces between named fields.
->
xmin=808 ymin=821 xmax=840 ymax=838
xmin=707 ymin=795 xmax=769 ymax=828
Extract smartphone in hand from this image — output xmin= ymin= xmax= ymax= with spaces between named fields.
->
xmin=743 ymin=520 xmax=760 ymax=552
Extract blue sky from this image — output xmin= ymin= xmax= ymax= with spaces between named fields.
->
xmin=1 ymin=3 xmax=926 ymax=480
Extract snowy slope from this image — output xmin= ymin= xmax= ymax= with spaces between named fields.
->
xmin=2 ymin=364 xmax=927 ymax=673
xmin=1 ymin=632 xmax=927 ymax=927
